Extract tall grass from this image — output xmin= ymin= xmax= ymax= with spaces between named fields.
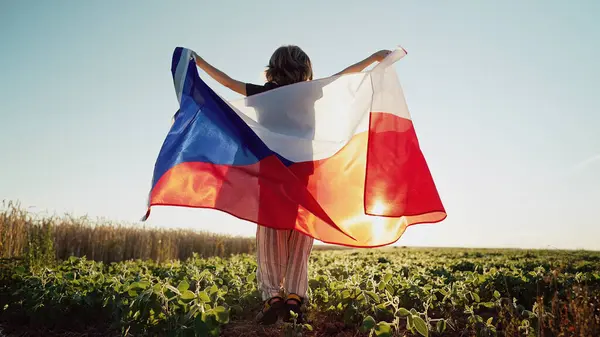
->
xmin=0 ymin=201 xmax=255 ymax=263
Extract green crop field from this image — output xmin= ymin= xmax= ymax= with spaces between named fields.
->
xmin=1 ymin=205 xmax=600 ymax=336
xmin=2 ymin=248 xmax=600 ymax=336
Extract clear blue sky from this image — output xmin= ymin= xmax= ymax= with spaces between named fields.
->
xmin=1 ymin=1 xmax=599 ymax=250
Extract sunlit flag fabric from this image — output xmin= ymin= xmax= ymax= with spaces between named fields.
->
xmin=143 ymin=46 xmax=446 ymax=247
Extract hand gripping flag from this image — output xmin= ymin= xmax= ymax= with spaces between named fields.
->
xmin=143 ymin=46 xmax=446 ymax=248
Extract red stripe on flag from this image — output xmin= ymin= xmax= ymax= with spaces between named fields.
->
xmin=364 ymin=112 xmax=445 ymax=217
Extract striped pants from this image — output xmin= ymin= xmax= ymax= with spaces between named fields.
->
xmin=255 ymin=225 xmax=314 ymax=301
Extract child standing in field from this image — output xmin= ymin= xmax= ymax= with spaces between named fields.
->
xmin=192 ymin=45 xmax=390 ymax=325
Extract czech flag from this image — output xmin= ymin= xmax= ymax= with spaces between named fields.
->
xmin=143 ymin=47 xmax=446 ymax=247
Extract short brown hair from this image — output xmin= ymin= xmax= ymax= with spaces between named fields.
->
xmin=265 ymin=45 xmax=313 ymax=86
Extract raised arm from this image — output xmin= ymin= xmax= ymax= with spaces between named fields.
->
xmin=333 ymin=50 xmax=392 ymax=76
xmin=192 ymin=51 xmax=247 ymax=96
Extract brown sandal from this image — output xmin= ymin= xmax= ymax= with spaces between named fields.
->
xmin=282 ymin=293 xmax=304 ymax=323
xmin=255 ymin=296 xmax=284 ymax=325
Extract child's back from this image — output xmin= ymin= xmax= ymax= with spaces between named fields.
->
xmin=191 ymin=44 xmax=391 ymax=325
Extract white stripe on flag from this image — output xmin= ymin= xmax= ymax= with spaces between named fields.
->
xmin=222 ymin=47 xmax=409 ymax=163
xmin=174 ymin=49 xmax=192 ymax=105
